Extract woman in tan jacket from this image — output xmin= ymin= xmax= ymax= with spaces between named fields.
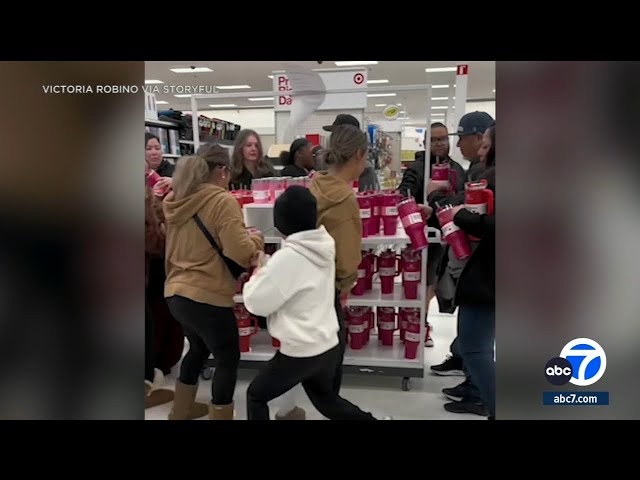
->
xmin=309 ymin=124 xmax=375 ymax=419
xmin=163 ymin=145 xmax=264 ymax=420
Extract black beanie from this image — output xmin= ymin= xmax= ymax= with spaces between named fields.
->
xmin=274 ymin=186 xmax=317 ymax=236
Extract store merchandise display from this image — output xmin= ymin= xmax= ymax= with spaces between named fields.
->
xmin=201 ymin=175 xmax=441 ymax=391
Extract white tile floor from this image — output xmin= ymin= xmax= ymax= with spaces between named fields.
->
xmin=145 ymin=299 xmax=481 ymax=420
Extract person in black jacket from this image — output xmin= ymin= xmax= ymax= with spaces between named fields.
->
xmin=445 ymin=125 xmax=495 ymax=420
xmin=280 ymin=138 xmax=315 ymax=177
xmin=398 ymin=122 xmax=465 ymax=347
xmin=146 ymin=132 xmax=175 ymax=178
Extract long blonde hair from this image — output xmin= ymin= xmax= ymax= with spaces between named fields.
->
xmin=172 ymin=146 xmax=230 ymax=200
xmin=231 ymin=129 xmax=270 ymax=181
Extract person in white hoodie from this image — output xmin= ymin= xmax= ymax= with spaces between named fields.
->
xmin=243 ymin=186 xmax=376 ymax=420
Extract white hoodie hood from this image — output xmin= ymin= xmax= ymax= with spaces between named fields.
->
xmin=242 ymin=226 xmax=339 ymax=358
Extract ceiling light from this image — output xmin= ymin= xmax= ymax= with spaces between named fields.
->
xmin=335 ymin=61 xmax=378 ymax=66
xmin=431 ymin=97 xmax=450 ymax=101
xmin=156 ymin=101 xmax=168 ymax=105
xmin=170 ymin=67 xmax=213 ymax=73
xmin=216 ymin=85 xmax=251 ymax=90
xmin=425 ymin=67 xmax=457 ymax=73
xmin=493 ymin=89 xmax=496 ymax=93
xmin=248 ymin=97 xmax=274 ymax=101
xmin=367 ymin=79 xmax=389 ymax=84
xmin=374 ymin=103 xmax=402 ymax=107
xmin=268 ymin=75 xmax=274 ymax=79
xmin=432 ymin=84 xmax=450 ymax=89
xmin=208 ymin=104 xmax=237 ymax=108
xmin=400 ymin=111 xmax=406 ymax=114
xmin=174 ymin=94 xmax=191 ymax=98
xmin=367 ymin=93 xmax=396 ymax=98
xmin=432 ymin=106 xmax=448 ymax=110
xmin=145 ymin=79 xmax=164 ymax=85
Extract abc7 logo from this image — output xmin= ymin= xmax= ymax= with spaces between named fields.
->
xmin=545 ymin=338 xmax=606 ymax=386
xmin=545 ymin=357 xmax=573 ymax=385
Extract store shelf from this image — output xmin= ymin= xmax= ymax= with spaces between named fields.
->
xmin=238 ymin=331 xmax=421 ymax=369
xmin=347 ymin=284 xmax=421 ymax=308
xmin=244 ymin=203 xmax=277 ymax=209
xmin=361 ymin=228 xmax=410 ymax=246
xmin=145 ymin=119 xmax=179 ymax=128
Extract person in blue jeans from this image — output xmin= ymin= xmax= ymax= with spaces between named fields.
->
xmin=445 ymin=125 xmax=496 ymax=419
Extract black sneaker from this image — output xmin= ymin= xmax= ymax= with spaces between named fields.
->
xmin=442 ymin=378 xmax=471 ymax=402
xmin=430 ymin=355 xmax=464 ymax=376
xmin=444 ymin=399 xmax=489 ymax=416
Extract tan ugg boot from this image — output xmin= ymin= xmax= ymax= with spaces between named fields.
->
xmin=145 ymin=384 xmax=175 ymax=409
xmin=208 ymin=402 xmax=235 ymax=420
xmin=167 ymin=381 xmax=209 ymax=420
xmin=275 ymin=406 xmax=306 ymax=420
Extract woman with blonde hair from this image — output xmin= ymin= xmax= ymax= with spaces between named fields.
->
xmin=163 ymin=145 xmax=264 ymax=420
xmin=229 ymin=129 xmax=276 ymax=190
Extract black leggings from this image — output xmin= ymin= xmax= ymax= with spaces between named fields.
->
xmin=333 ymin=290 xmax=346 ymax=394
xmin=166 ymin=295 xmax=240 ymax=406
xmin=247 ymin=346 xmax=375 ymax=420
xmin=145 ymin=293 xmax=155 ymax=382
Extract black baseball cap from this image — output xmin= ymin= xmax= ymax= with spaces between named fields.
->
xmin=322 ymin=113 xmax=360 ymax=131
xmin=453 ymin=111 xmax=494 ymax=136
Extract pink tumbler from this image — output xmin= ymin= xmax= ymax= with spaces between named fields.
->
xmin=380 ymin=192 xmax=400 ymax=236
xmin=347 ymin=307 xmax=367 ymax=350
xmin=397 ymin=198 xmax=428 ymax=251
xmin=356 ymin=194 xmax=373 ymax=238
xmin=401 ymin=249 xmax=421 ymax=300
xmin=376 ymin=307 xmax=397 ymax=346
xmin=350 ymin=256 xmax=368 ymax=296
xmin=365 ymin=250 xmax=376 ymax=291
xmin=436 ymin=205 xmax=471 ymax=260
xmin=403 ymin=313 xmax=421 ymax=359
xmin=251 ymin=178 xmax=270 ymax=204
xmin=368 ymin=192 xmax=381 ymax=235
xmin=377 ymin=249 xmax=400 ymax=295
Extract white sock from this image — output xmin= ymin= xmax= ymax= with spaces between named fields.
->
xmin=276 ymin=385 xmax=299 ymax=416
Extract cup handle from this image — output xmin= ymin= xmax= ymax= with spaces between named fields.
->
xmin=484 ymin=189 xmax=494 ymax=216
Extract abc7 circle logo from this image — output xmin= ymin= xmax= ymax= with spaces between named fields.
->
xmin=545 ymin=338 xmax=607 ymax=386
xmin=545 ymin=357 xmax=573 ymax=385
xmin=353 ymin=73 xmax=364 ymax=85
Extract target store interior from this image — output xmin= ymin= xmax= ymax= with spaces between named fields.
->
xmin=144 ymin=60 xmax=496 ymax=420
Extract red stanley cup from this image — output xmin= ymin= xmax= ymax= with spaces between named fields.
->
xmin=403 ymin=311 xmax=422 ymax=360
xmin=376 ymin=306 xmax=397 ymax=346
xmin=397 ymin=197 xmax=428 ymax=251
xmin=464 ymin=179 xmax=494 ymax=241
xmin=437 ymin=205 xmax=471 ymax=260
xmin=380 ymin=192 xmax=401 ymax=235
xmin=402 ymin=249 xmax=421 ymax=300
xmin=234 ymin=305 xmax=259 ymax=353
xmin=365 ymin=250 xmax=376 ymax=291
xmin=368 ymin=191 xmax=381 ymax=235
xmin=377 ymin=249 xmax=400 ymax=295
xmin=357 ymin=193 xmax=373 ymax=238
xmin=347 ymin=307 xmax=367 ymax=350
xmin=351 ymin=256 xmax=368 ymax=296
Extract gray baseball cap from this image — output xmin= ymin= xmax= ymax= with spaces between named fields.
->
xmin=454 ymin=111 xmax=494 ymax=136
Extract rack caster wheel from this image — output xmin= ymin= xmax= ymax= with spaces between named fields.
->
xmin=402 ymin=377 xmax=411 ymax=391
xmin=200 ymin=367 xmax=214 ymax=381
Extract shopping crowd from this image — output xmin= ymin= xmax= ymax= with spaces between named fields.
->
xmin=144 ymin=111 xmax=495 ymax=420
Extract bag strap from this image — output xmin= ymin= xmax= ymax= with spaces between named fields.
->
xmin=193 ymin=214 xmax=223 ymax=256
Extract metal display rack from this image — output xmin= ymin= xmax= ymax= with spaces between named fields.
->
xmin=191 ymin=75 xmax=437 ymax=390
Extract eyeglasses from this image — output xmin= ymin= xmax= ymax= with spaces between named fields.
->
xmin=431 ymin=137 xmax=449 ymax=144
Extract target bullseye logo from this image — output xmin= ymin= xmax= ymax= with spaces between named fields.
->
xmin=353 ymin=73 xmax=364 ymax=85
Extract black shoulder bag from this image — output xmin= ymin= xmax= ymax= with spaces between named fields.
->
xmin=193 ymin=214 xmax=246 ymax=280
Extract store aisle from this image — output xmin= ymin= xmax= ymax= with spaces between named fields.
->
xmin=145 ymin=301 xmax=480 ymax=420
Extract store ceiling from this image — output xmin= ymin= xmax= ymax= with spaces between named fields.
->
xmin=144 ymin=61 xmax=495 ymax=121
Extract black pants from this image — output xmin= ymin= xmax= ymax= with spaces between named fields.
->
xmin=166 ymin=295 xmax=240 ymax=406
xmin=246 ymin=345 xmax=376 ymax=420
xmin=333 ymin=290 xmax=346 ymax=394
xmin=145 ymin=293 xmax=155 ymax=382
